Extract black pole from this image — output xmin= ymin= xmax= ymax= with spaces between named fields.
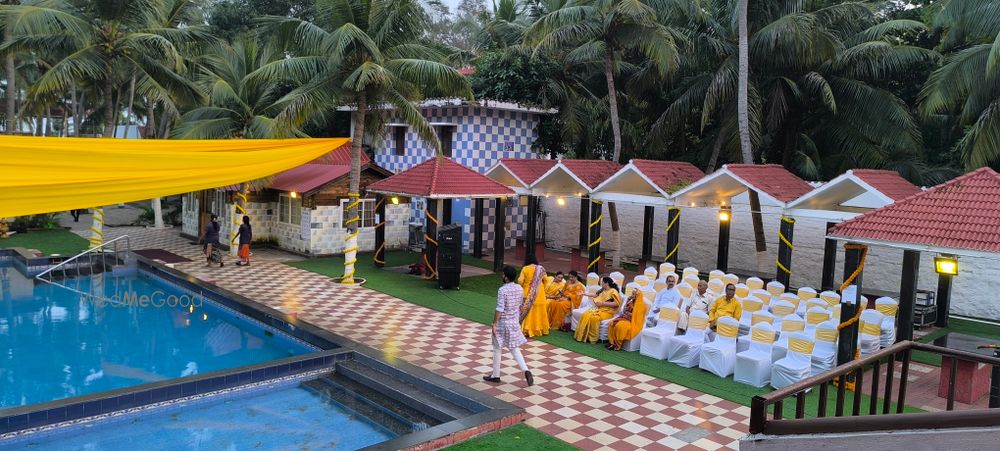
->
xmin=936 ymin=272 xmax=953 ymax=327
xmin=775 ymin=216 xmax=795 ymax=287
xmin=442 ymin=198 xmax=452 ymax=225
xmin=641 ymin=206 xmax=654 ymax=263
xmin=493 ymin=197 xmax=505 ymax=272
xmin=579 ymin=196 xmax=590 ymax=251
xmin=898 ymin=250 xmax=920 ymax=342
xmin=838 ymin=246 xmax=863 ymax=366
xmin=821 ymin=222 xmax=838 ymax=291
xmin=588 ymin=199 xmax=602 ymax=273
xmin=717 ymin=207 xmax=732 ymax=273
xmin=473 ymin=198 xmax=484 ymax=259
xmin=990 ymin=349 xmax=1000 ymax=408
xmin=525 ymin=195 xmax=538 ymax=262
xmin=425 ymin=199 xmax=439 ymax=279
xmin=373 ymin=195 xmax=386 ymax=268
xmin=665 ymin=207 xmax=680 ymax=266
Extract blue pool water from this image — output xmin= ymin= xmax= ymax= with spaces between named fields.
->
xmin=3 ymin=382 xmax=396 ymax=450
xmin=0 ymin=267 xmax=313 ymax=408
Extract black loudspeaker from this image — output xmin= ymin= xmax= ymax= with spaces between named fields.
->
xmin=438 ymin=224 xmax=462 ymax=289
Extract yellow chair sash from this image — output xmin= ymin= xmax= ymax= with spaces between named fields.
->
xmin=860 ymin=321 xmax=881 ymax=336
xmin=736 ymin=286 xmax=750 ymax=298
xmin=782 ymin=320 xmax=805 ymax=332
xmin=807 ymin=311 xmax=830 ymax=325
xmin=751 ymin=313 xmax=774 ymax=325
xmin=816 ymin=328 xmax=838 ymax=343
xmin=688 ymin=316 xmax=709 ymax=330
xmin=659 ymin=308 xmax=680 ymax=322
xmin=677 ymin=286 xmax=692 ymax=298
xmin=772 ymin=305 xmax=794 ymax=316
xmin=797 ymin=289 xmax=817 ymax=300
xmin=717 ymin=322 xmax=739 ymax=338
xmin=625 ymin=286 xmax=636 ymax=296
xmin=820 ymin=295 xmax=839 ymax=307
xmin=747 ymin=279 xmax=764 ymax=291
xmin=789 ymin=338 xmax=815 ymax=355
xmin=743 ymin=299 xmax=763 ymax=313
xmin=876 ymin=304 xmax=898 ymax=317
xmin=767 ymin=286 xmax=784 ymax=297
xmin=751 ymin=328 xmax=776 ymax=344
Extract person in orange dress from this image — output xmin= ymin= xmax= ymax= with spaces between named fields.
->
xmin=518 ymin=256 xmax=550 ymax=337
xmin=574 ymin=277 xmax=622 ymax=343
xmin=547 ymin=271 xmax=584 ymax=331
xmin=607 ymin=290 xmax=648 ymax=351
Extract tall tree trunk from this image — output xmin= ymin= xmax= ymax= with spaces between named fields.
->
xmin=102 ymin=75 xmax=115 ymax=137
xmin=73 ymin=88 xmax=83 ymax=136
xmin=603 ymin=47 xmax=623 ymax=267
xmin=342 ymin=92 xmax=366 ymax=284
xmin=4 ymin=54 xmax=14 ymax=133
xmin=123 ymin=76 xmax=136 ymax=138
xmin=145 ymin=98 xmax=156 ymax=139
xmin=158 ymin=108 xmax=172 ymax=138
xmin=738 ymin=0 xmax=767 ymax=262
xmin=706 ymin=126 xmax=726 ymax=172
xmin=61 ymin=107 xmax=68 ymax=137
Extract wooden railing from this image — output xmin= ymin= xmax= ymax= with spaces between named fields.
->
xmin=749 ymin=340 xmax=1000 ymax=435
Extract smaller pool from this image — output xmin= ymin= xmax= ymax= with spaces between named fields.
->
xmin=4 ymin=379 xmax=399 ymax=450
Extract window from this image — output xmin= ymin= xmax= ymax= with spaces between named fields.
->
xmin=212 ymin=191 xmax=227 ymax=217
xmin=184 ymin=193 xmax=197 ymax=212
xmin=392 ymin=126 xmax=406 ymax=156
xmin=342 ymin=198 xmax=376 ymax=228
xmin=278 ymin=193 xmax=302 ymax=225
xmin=436 ymin=125 xmax=455 ymax=157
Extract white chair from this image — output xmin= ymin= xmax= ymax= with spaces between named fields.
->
xmin=734 ymin=283 xmax=750 ymax=299
xmin=653 ymin=278 xmax=667 ymax=293
xmin=735 ymin=323 xmax=776 ymax=387
xmin=804 ymin=307 xmax=831 ymax=337
xmin=708 ymin=279 xmax=725 ymax=296
xmin=586 ymin=272 xmax=600 ymax=287
xmin=610 ymin=272 xmax=625 ymax=290
xmin=682 ymin=276 xmax=700 ymax=290
xmin=875 ymin=297 xmax=899 ymax=348
xmin=667 ymin=310 xmax=709 ymax=367
xmin=675 ymin=282 xmax=693 ymax=301
xmin=819 ymin=290 xmax=840 ymax=308
xmin=811 ymin=320 xmax=839 ymax=376
xmin=623 ymin=292 xmax=654 ymax=352
xmin=797 ymin=286 xmax=817 ymax=301
xmin=682 ymin=266 xmax=699 ymax=280
xmin=643 ymin=266 xmax=658 ymax=280
xmin=708 ymin=269 xmax=725 ymax=284
xmin=699 ymin=316 xmax=740 ymax=377
xmin=858 ymin=309 xmax=885 ymax=358
xmin=599 ymin=292 xmax=630 ymax=341
xmin=659 ymin=262 xmax=676 ymax=279
xmin=746 ymin=277 xmax=764 ymax=292
xmin=571 ymin=285 xmax=600 ymax=331
xmin=771 ymin=332 xmax=815 ymax=389
xmin=750 ymin=289 xmax=771 ymax=304
xmin=738 ymin=297 xmax=766 ymax=336
xmin=723 ymin=273 xmax=740 ymax=287
xmin=781 ymin=292 xmax=803 ymax=316
xmin=640 ymin=305 xmax=680 ymax=359
xmin=769 ymin=300 xmax=796 ymax=331
xmin=766 ymin=280 xmax=785 ymax=297
xmin=804 ymin=299 xmax=827 ymax=312
xmin=772 ymin=314 xmax=805 ymax=362
xmin=624 ymin=282 xmax=640 ymax=297
xmin=738 ymin=310 xmax=774 ymax=353
xmin=633 ymin=276 xmax=650 ymax=289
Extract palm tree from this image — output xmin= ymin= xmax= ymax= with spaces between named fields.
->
xmin=260 ymin=0 xmax=471 ymax=283
xmin=919 ymin=0 xmax=1000 ymax=169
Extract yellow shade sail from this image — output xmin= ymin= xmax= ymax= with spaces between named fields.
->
xmin=0 ymin=136 xmax=351 ymax=218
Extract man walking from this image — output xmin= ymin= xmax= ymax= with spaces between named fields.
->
xmin=484 ymin=265 xmax=534 ymax=386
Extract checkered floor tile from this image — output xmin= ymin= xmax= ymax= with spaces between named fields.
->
xmin=100 ymin=228 xmax=750 ymax=450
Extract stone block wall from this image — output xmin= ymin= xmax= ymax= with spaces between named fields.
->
xmin=181 ymin=196 xmax=199 ymax=237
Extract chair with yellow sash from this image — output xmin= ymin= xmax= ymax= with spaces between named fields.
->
xmin=734 ymin=283 xmax=750 ymax=299
xmin=735 ymin=323 xmax=776 ymax=387
xmin=708 ymin=269 xmax=725 ymax=284
xmin=804 ymin=299 xmax=827 ymax=313
xmin=858 ymin=309 xmax=885 ymax=358
xmin=600 ymin=283 xmax=639 ymax=341
xmin=738 ymin=297 xmax=765 ymax=336
xmin=810 ymin=320 xmax=839 ymax=376
xmin=804 ymin=306 xmax=831 ymax=337
xmin=571 ymin=285 xmax=600 ymax=331
xmin=653 ymin=278 xmax=667 ymax=293
xmin=643 ymin=266 xmax=658 ymax=280
xmin=659 ymin=262 xmax=676 ymax=279
xmin=682 ymin=275 xmax=700 ymax=290
xmin=766 ymin=280 xmax=785 ymax=297
xmin=745 ymin=276 xmax=764 ymax=292
xmin=639 ymin=304 xmax=680 ymax=360
xmin=609 ymin=272 xmax=626 ymax=291
xmin=750 ymin=289 xmax=771 ymax=306
xmin=699 ymin=316 xmax=741 ymax=377
xmin=875 ymin=297 xmax=899 ymax=348
xmin=819 ymin=290 xmax=840 ymax=308
xmin=707 ymin=279 xmax=725 ymax=297
xmin=797 ymin=286 xmax=817 ymax=301
xmin=769 ymin=300 xmax=796 ymax=332
xmin=771 ymin=314 xmax=805 ymax=362
xmin=634 ymin=275 xmax=650 ymax=289
xmin=666 ymin=310 xmax=710 ymax=367
xmin=682 ymin=266 xmax=699 ymax=280
xmin=723 ymin=273 xmax=739 ymax=288
xmin=675 ymin=282 xmax=694 ymax=303
xmin=587 ymin=272 xmax=600 ymax=287
xmin=781 ymin=292 xmax=804 ymax=316
xmin=620 ymin=288 xmax=657 ymax=353
xmin=771 ymin=332 xmax=815 ymax=389
xmin=737 ymin=310 xmax=774 ymax=353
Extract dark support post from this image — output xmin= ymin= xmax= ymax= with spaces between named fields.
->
xmin=821 ymin=222 xmax=838 ymax=291
xmin=898 ymin=250 xmax=920 ymax=342
xmin=442 ymin=199 xmax=452 ymax=225
xmin=373 ymin=195 xmax=386 ymax=268
xmin=587 ymin=199 xmax=603 ymax=273
xmin=525 ymin=195 xmax=538 ymax=262
xmin=990 ymin=349 xmax=1000 ymax=408
xmin=424 ymin=199 xmax=439 ymax=279
xmin=717 ymin=206 xmax=732 ymax=273
xmin=579 ymin=196 xmax=590 ymax=251
xmin=775 ymin=216 xmax=795 ymax=287
xmin=838 ymin=246 xmax=864 ymax=366
xmin=492 ymin=197 xmax=505 ymax=272
xmin=665 ymin=207 xmax=680 ymax=265
xmin=641 ymin=206 xmax=655 ymax=263
xmin=936 ymin=272 xmax=954 ymax=327
xmin=472 ymin=198 xmax=484 ymax=259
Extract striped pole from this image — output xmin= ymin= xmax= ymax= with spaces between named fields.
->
xmin=423 ymin=199 xmax=439 ymax=280
xmin=587 ymin=199 xmax=603 ymax=273
xmin=373 ymin=195 xmax=386 ymax=268
xmin=88 ymin=207 xmax=105 ymax=248
xmin=342 ymin=192 xmax=361 ymax=284
xmin=230 ymin=185 xmax=248 ymax=257
xmin=664 ymin=207 xmax=680 ymax=265
xmin=775 ymin=215 xmax=795 ymax=287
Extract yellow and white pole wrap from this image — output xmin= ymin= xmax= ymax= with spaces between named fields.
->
xmin=88 ymin=207 xmax=105 ymax=248
xmin=342 ymin=192 xmax=361 ymax=284
xmin=230 ymin=186 xmax=248 ymax=257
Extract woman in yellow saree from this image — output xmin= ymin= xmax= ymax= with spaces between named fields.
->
xmin=548 ymin=271 xmax=585 ymax=331
xmin=519 ymin=256 xmax=550 ymax=337
xmin=574 ymin=277 xmax=622 ymax=343
xmin=607 ymin=290 xmax=648 ymax=351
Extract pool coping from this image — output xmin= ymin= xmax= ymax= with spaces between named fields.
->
xmin=0 ymin=249 xmax=524 ymax=448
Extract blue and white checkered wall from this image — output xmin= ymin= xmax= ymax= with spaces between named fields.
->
xmin=373 ymin=105 xmax=541 ymax=253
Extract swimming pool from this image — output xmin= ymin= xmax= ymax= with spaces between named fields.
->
xmin=0 ymin=265 xmax=313 ymax=408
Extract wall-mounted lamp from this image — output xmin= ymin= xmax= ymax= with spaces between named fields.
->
xmin=556 ymin=197 xmax=566 ymax=206
xmin=718 ymin=210 xmax=731 ymax=222
xmin=935 ymin=256 xmax=958 ymax=276
xmin=390 ymin=196 xmax=400 ymax=205
xmin=290 ymin=191 xmax=298 ymax=199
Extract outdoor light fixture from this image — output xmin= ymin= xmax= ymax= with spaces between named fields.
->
xmin=391 ymin=196 xmax=400 ymax=205
xmin=202 ymin=313 xmax=208 ymax=321
xmin=290 ymin=191 xmax=298 ymax=199
xmin=557 ymin=197 xmax=566 ymax=206
xmin=718 ymin=210 xmax=731 ymax=222
xmin=935 ymin=256 xmax=959 ymax=276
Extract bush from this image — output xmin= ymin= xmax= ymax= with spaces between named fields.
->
xmin=11 ymin=214 xmax=60 ymax=232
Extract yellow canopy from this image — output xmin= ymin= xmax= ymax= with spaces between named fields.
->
xmin=0 ymin=136 xmax=351 ymax=217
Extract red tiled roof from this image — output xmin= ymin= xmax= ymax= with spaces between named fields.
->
xmin=367 ymin=157 xmax=515 ymax=198
xmin=561 ymin=160 xmax=624 ymax=190
xmin=631 ymin=160 xmax=705 ymax=193
xmin=830 ymin=167 xmax=1000 ymax=253
xmin=319 ymin=147 xmax=370 ymax=166
xmin=850 ymin=169 xmax=921 ymax=201
xmin=268 ymin=164 xmax=350 ymax=193
xmin=499 ymin=158 xmax=557 ymax=185
xmin=725 ymin=164 xmax=813 ymax=203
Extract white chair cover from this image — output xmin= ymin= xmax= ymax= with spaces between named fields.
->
xmin=653 ymin=278 xmax=667 ymax=293
xmin=746 ymin=277 xmax=765 ymax=291
xmin=811 ymin=320 xmax=839 ymax=376
xmin=805 ymin=299 xmax=827 ymax=312
xmin=804 ymin=306 xmax=832 ymax=337
xmin=586 ymin=272 xmax=600 ymax=287
xmin=738 ymin=297 xmax=766 ymax=336
xmin=682 ymin=276 xmax=700 ymax=290
xmin=634 ymin=275 xmax=650 ymax=288
xmin=707 ymin=279 xmax=725 ymax=296
xmin=735 ymin=323 xmax=776 ymax=387
xmin=571 ymin=285 xmax=600 ymax=331
xmin=766 ymin=280 xmax=785 ymax=297
xmin=610 ymin=271 xmax=625 ymax=290
xmin=659 ymin=262 xmax=676 ymax=279
xmin=639 ymin=305 xmax=680 ymax=359
xmin=797 ymin=286 xmax=817 ymax=301
xmin=723 ymin=273 xmax=740 ymax=287
xmin=875 ymin=297 xmax=899 ymax=348
xmin=750 ymin=289 xmax=771 ymax=304
xmin=624 ymin=282 xmax=641 ymax=296
xmin=644 ymin=266 xmax=658 ymax=280
xmin=858 ymin=309 xmax=884 ymax=358
xmin=737 ymin=310 xmax=774 ymax=353
xmin=676 ymin=283 xmax=694 ymax=301
xmin=819 ymin=290 xmax=840 ymax=308
xmin=735 ymin=283 xmax=750 ymax=299
xmin=699 ymin=316 xmax=740 ymax=377
xmin=769 ymin=300 xmax=796 ymax=331
xmin=666 ymin=310 xmax=709 ymax=367
xmin=682 ymin=267 xmax=699 ymax=280
xmin=772 ymin=314 xmax=805 ymax=362
xmin=708 ymin=270 xmax=725 ymax=284
xmin=771 ymin=332 xmax=815 ymax=389
xmin=599 ymin=294 xmax=630 ymax=341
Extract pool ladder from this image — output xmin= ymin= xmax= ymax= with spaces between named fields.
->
xmin=35 ymin=235 xmax=132 ymax=302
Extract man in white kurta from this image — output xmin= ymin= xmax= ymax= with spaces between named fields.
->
xmin=646 ymin=274 xmax=681 ymax=327
xmin=679 ymin=280 xmax=713 ymax=331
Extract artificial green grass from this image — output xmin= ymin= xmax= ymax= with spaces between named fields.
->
xmin=0 ymin=229 xmax=88 ymax=256
xmin=289 ymin=251 xmax=922 ymax=417
xmin=443 ymin=424 xmax=577 ymax=451
xmin=912 ymin=318 xmax=1000 ymax=366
